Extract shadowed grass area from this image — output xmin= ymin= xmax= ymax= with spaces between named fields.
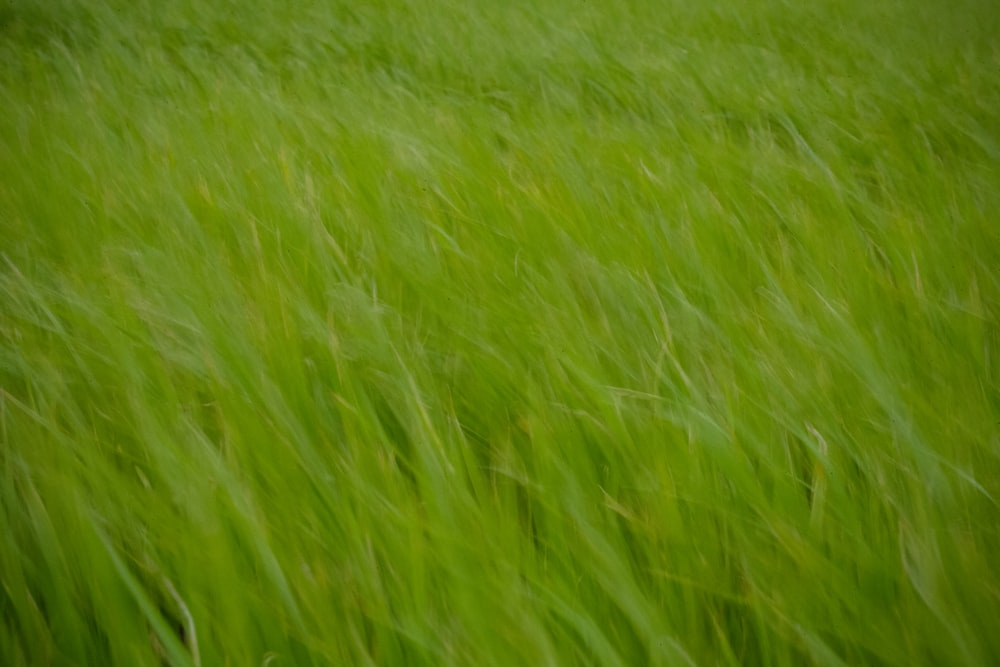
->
xmin=2 ymin=0 xmax=999 ymax=664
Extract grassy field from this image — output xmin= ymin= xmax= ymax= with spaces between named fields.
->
xmin=2 ymin=0 xmax=999 ymax=664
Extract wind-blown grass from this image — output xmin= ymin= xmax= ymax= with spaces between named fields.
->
xmin=1 ymin=0 xmax=999 ymax=664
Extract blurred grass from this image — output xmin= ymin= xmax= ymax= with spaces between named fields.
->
xmin=1 ymin=0 xmax=999 ymax=664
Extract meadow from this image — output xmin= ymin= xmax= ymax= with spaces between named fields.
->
xmin=1 ymin=0 xmax=999 ymax=664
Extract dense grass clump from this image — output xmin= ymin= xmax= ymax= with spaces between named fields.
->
xmin=2 ymin=0 xmax=999 ymax=664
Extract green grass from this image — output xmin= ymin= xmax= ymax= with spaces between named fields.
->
xmin=2 ymin=0 xmax=999 ymax=664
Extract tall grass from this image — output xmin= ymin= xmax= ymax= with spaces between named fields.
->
xmin=2 ymin=0 xmax=999 ymax=664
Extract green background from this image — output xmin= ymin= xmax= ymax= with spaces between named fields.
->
xmin=2 ymin=0 xmax=999 ymax=664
